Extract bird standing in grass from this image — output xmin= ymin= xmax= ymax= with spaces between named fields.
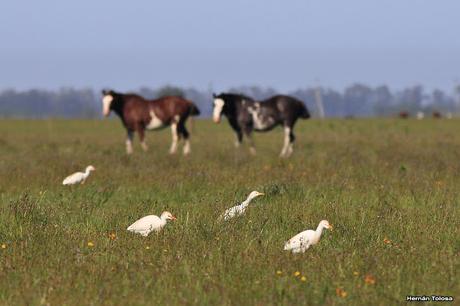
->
xmin=284 ymin=220 xmax=333 ymax=253
xmin=221 ymin=191 xmax=265 ymax=221
xmin=127 ymin=211 xmax=177 ymax=236
xmin=62 ymin=165 xmax=96 ymax=185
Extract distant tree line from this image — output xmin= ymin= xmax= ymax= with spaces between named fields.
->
xmin=1 ymin=84 xmax=459 ymax=118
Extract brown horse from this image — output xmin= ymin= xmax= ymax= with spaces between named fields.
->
xmin=101 ymin=90 xmax=200 ymax=155
xmin=399 ymin=111 xmax=409 ymax=119
xmin=432 ymin=111 xmax=442 ymax=119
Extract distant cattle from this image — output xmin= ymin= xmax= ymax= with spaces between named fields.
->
xmin=399 ymin=111 xmax=409 ymax=119
xmin=101 ymin=90 xmax=200 ymax=155
xmin=432 ymin=111 xmax=442 ymax=119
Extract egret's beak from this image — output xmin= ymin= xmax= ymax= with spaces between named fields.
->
xmin=258 ymin=192 xmax=265 ymax=196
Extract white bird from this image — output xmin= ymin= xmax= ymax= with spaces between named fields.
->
xmin=127 ymin=211 xmax=177 ymax=236
xmin=62 ymin=165 xmax=96 ymax=185
xmin=221 ymin=191 xmax=265 ymax=221
xmin=284 ymin=220 xmax=333 ymax=253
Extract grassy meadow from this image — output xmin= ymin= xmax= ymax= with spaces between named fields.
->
xmin=0 ymin=118 xmax=459 ymax=305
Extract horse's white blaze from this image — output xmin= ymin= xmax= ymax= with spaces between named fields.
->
xmin=102 ymin=95 xmax=113 ymax=117
xmin=146 ymin=110 xmax=164 ymax=130
xmin=213 ymin=98 xmax=225 ymax=123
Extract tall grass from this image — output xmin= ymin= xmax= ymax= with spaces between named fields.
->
xmin=0 ymin=119 xmax=458 ymax=305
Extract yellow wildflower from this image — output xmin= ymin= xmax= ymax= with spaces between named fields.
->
xmin=336 ymin=287 xmax=347 ymax=298
xmin=294 ymin=271 xmax=301 ymax=277
xmin=1 ymin=244 xmax=6 ymax=249
xmin=383 ymin=237 xmax=391 ymax=244
xmin=364 ymin=274 xmax=376 ymax=285
xmin=353 ymin=271 xmax=359 ymax=276
xmin=87 ymin=241 xmax=94 ymax=247
xmin=145 ymin=246 xmax=150 ymax=250
xmin=300 ymin=276 xmax=307 ymax=282
xmin=276 ymin=270 xmax=283 ymax=275
xmin=108 ymin=233 xmax=116 ymax=240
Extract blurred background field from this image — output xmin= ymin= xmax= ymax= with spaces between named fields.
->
xmin=0 ymin=119 xmax=458 ymax=305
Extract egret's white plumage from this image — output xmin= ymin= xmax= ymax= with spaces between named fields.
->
xmin=127 ymin=211 xmax=176 ymax=236
xmin=284 ymin=220 xmax=333 ymax=253
xmin=221 ymin=191 xmax=264 ymax=221
xmin=62 ymin=165 xmax=95 ymax=185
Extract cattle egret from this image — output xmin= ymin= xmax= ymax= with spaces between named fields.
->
xmin=62 ymin=165 xmax=96 ymax=185
xmin=284 ymin=220 xmax=333 ymax=253
xmin=221 ymin=191 xmax=264 ymax=221
xmin=127 ymin=211 xmax=176 ymax=236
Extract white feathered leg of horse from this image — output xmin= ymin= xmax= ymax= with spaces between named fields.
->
xmin=127 ymin=211 xmax=177 ymax=236
xmin=284 ymin=220 xmax=333 ymax=253
xmin=221 ymin=191 xmax=264 ymax=221
xmin=62 ymin=165 xmax=96 ymax=185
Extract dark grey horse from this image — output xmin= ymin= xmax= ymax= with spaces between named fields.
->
xmin=212 ymin=93 xmax=310 ymax=157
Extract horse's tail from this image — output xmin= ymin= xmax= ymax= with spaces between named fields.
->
xmin=187 ymin=102 xmax=200 ymax=132
xmin=190 ymin=103 xmax=200 ymax=116
xmin=299 ymin=101 xmax=311 ymax=119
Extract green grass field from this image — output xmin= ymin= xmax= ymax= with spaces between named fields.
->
xmin=0 ymin=119 xmax=458 ymax=305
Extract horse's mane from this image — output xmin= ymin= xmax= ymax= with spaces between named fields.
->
xmin=124 ymin=92 xmax=146 ymax=99
xmin=113 ymin=91 xmax=148 ymax=101
xmin=221 ymin=92 xmax=255 ymax=102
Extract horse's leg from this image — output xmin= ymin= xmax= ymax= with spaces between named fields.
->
xmin=137 ymin=127 xmax=148 ymax=152
xmin=179 ymin=122 xmax=191 ymax=155
xmin=126 ymin=130 xmax=134 ymax=154
xmin=169 ymin=123 xmax=179 ymax=154
xmin=243 ymin=128 xmax=256 ymax=155
xmin=234 ymin=130 xmax=243 ymax=148
xmin=280 ymin=125 xmax=291 ymax=157
xmin=286 ymin=128 xmax=295 ymax=157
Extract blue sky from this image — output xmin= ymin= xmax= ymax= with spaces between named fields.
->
xmin=1 ymin=0 xmax=459 ymax=92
